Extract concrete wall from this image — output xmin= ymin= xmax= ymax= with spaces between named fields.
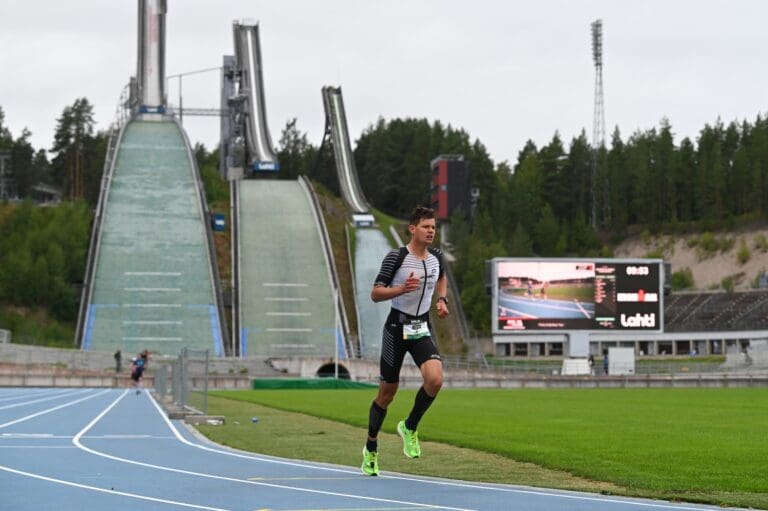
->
xmin=2 ymin=345 xmax=766 ymax=389
xmin=0 ymin=343 xmax=282 ymax=377
xmin=265 ymin=356 xmax=768 ymax=389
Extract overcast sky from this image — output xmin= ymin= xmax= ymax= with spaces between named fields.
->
xmin=1 ymin=1 xmax=766 ymax=167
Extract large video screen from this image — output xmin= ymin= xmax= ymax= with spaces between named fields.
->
xmin=492 ymin=258 xmax=663 ymax=333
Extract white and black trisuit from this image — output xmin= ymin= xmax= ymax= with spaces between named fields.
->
xmin=373 ymin=246 xmax=444 ymax=383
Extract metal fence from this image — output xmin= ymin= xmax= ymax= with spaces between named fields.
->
xmin=154 ymin=347 xmax=210 ymax=414
xmin=440 ymin=354 xmax=737 ymax=377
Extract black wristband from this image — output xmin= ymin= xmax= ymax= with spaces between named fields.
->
xmin=438 ymin=296 xmax=448 ymax=305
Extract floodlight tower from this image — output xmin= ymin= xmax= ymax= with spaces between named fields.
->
xmin=591 ymin=19 xmax=606 ymax=228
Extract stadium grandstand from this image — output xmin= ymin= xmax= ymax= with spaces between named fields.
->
xmin=573 ymin=289 xmax=767 ymax=358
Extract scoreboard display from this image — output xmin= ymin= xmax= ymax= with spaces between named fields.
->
xmin=492 ymin=258 xmax=663 ymax=333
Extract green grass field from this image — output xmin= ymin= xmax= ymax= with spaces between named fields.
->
xmin=199 ymin=387 xmax=768 ymax=509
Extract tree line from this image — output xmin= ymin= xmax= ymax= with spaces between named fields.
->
xmin=0 ymin=99 xmax=105 ymax=341
xmin=270 ymin=113 xmax=768 ymax=334
xmin=0 ymin=100 xmax=107 ymax=205
xmin=0 ymin=200 xmax=90 ymax=322
xmin=4 ymin=96 xmax=768 ymax=338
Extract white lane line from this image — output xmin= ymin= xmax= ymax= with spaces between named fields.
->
xmin=262 ymin=283 xmax=308 ymax=287
xmin=0 ymin=389 xmax=111 ymax=429
xmin=0 ymin=389 xmax=91 ymax=411
xmin=265 ymin=312 xmax=312 ymax=316
xmin=124 ymin=272 xmax=182 ymax=276
xmin=122 ymin=337 xmax=183 ymax=342
xmin=1 ymin=433 xmax=53 ymax=438
xmin=70 ymin=392 xmax=477 ymax=511
xmin=0 ymin=388 xmax=65 ymax=404
xmin=264 ymin=297 xmax=308 ymax=302
xmin=266 ymin=328 xmax=312 ymax=332
xmin=123 ymin=321 xmax=182 ymax=325
xmin=0 ymin=446 xmax=76 ymax=449
xmin=376 ymin=473 xmax=719 ymax=511
xmin=0 ymin=464 xmax=227 ymax=510
xmin=124 ymin=288 xmax=182 ymax=292
xmin=574 ymin=299 xmax=591 ymax=318
xmin=122 ymin=304 xmax=183 ymax=308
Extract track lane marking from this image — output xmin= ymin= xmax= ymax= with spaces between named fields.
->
xmin=0 ymin=389 xmax=110 ymax=429
xmin=0 ymin=388 xmax=90 ymax=411
xmin=0 ymin=464 xmax=227 ymax=510
xmin=70 ymin=391 xmax=476 ymax=511
xmin=0 ymin=389 xmax=54 ymax=404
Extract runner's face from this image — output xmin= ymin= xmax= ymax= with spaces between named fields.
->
xmin=410 ymin=218 xmax=436 ymax=245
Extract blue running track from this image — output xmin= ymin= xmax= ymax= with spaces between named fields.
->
xmin=0 ymin=388 xmax=738 ymax=511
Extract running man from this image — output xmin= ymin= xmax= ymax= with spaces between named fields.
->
xmin=361 ymin=206 xmax=450 ymax=476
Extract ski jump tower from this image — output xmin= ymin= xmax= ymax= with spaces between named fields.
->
xmin=220 ymin=20 xmax=280 ymax=178
xmin=136 ymin=0 xmax=167 ymax=115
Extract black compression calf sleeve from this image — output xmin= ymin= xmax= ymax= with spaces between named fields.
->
xmin=405 ymin=386 xmax=435 ymax=431
xmin=367 ymin=400 xmax=388 ymax=439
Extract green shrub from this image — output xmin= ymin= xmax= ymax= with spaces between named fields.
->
xmin=671 ymin=267 xmax=695 ymax=290
xmin=721 ymin=276 xmax=735 ymax=293
xmin=699 ymin=232 xmax=717 ymax=251
xmin=753 ymin=234 xmax=768 ymax=252
xmin=644 ymin=248 xmax=664 ymax=259
xmin=737 ymin=239 xmax=751 ymax=265
xmin=719 ymin=236 xmax=735 ymax=253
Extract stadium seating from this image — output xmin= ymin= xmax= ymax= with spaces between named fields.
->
xmin=665 ymin=289 xmax=768 ymax=332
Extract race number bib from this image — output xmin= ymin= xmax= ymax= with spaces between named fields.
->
xmin=403 ymin=320 xmax=430 ymax=340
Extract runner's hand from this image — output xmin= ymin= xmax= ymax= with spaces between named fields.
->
xmin=401 ymin=272 xmax=420 ymax=294
xmin=436 ymin=299 xmax=450 ymax=318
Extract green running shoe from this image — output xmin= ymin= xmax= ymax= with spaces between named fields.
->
xmin=361 ymin=447 xmax=379 ymax=476
xmin=397 ymin=420 xmax=421 ymax=458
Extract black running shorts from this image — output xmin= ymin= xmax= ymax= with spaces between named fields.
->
xmin=379 ymin=308 xmax=442 ymax=383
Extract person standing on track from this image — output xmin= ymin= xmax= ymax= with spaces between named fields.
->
xmin=361 ymin=206 xmax=450 ymax=476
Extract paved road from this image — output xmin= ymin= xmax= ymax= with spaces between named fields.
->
xmin=0 ymin=388 xmax=738 ymax=511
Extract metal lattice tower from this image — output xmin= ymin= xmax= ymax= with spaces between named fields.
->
xmin=591 ymin=19 xmax=607 ymax=227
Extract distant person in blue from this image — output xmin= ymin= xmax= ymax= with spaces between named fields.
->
xmin=526 ymin=280 xmax=533 ymax=298
xmin=603 ymin=349 xmax=609 ymax=375
xmin=360 ymin=206 xmax=450 ymax=476
xmin=130 ymin=353 xmax=146 ymax=394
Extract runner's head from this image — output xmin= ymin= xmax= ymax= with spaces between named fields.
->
xmin=409 ymin=206 xmax=435 ymax=227
xmin=408 ymin=206 xmax=436 ymax=245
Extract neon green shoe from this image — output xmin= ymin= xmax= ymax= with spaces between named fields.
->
xmin=397 ymin=420 xmax=421 ymax=458
xmin=361 ymin=447 xmax=379 ymax=476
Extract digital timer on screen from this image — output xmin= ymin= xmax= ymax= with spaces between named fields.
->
xmin=492 ymin=258 xmax=663 ymax=333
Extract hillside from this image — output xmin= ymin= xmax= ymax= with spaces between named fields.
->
xmin=614 ymin=225 xmax=768 ymax=291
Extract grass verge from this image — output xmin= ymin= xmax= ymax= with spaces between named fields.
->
xmin=198 ymin=388 xmax=768 ymax=510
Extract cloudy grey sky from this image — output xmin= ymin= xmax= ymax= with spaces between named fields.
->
xmin=1 ymin=1 xmax=766 ymax=166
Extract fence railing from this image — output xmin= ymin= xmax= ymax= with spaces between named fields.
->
xmin=440 ymin=355 xmax=735 ymax=377
xmin=154 ymin=347 xmax=210 ymax=414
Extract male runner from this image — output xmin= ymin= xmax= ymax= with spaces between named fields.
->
xmin=361 ymin=206 xmax=450 ymax=476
